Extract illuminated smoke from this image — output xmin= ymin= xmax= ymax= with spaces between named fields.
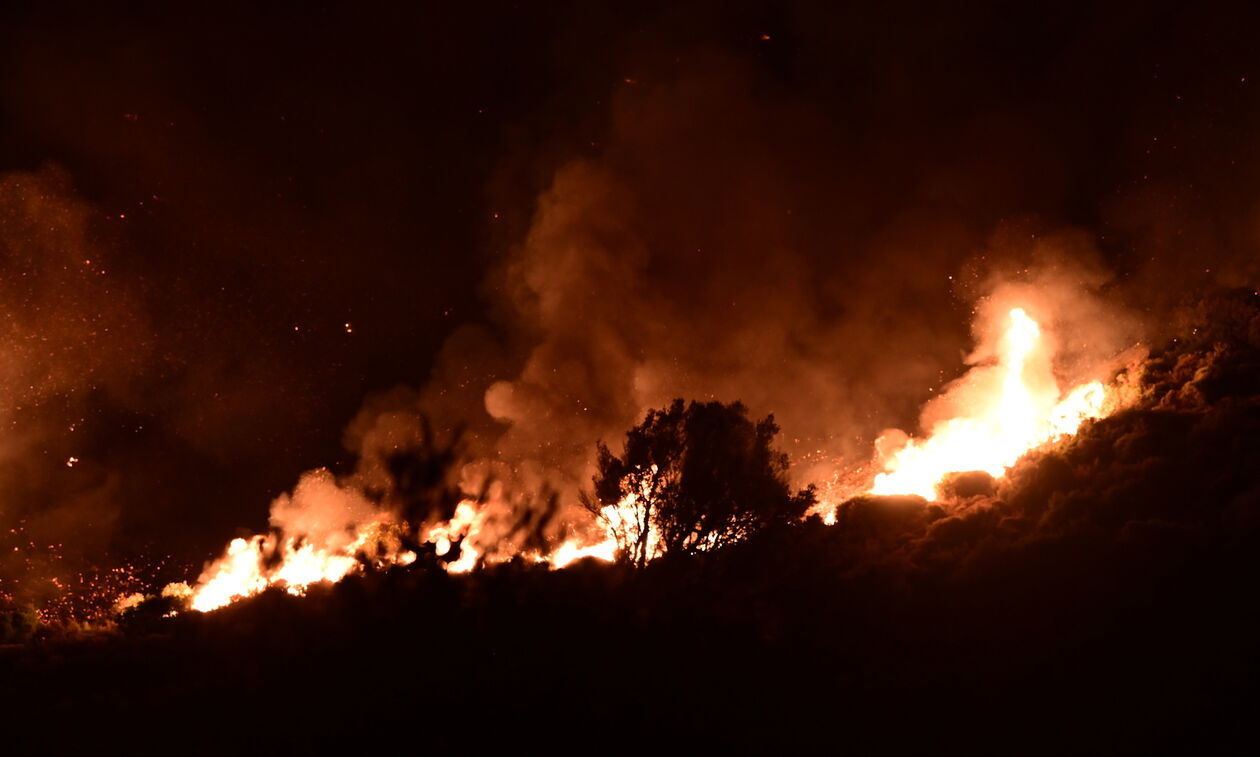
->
xmin=176 ymin=74 xmax=1155 ymax=613
xmin=179 ymin=288 xmax=1141 ymax=612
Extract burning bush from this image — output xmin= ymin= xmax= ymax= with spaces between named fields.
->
xmin=586 ymin=399 xmax=816 ymax=566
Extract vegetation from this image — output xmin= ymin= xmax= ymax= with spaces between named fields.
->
xmin=586 ymin=399 xmax=816 ymax=567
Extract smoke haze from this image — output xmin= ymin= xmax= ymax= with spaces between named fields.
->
xmin=0 ymin=1 xmax=1259 ymax=602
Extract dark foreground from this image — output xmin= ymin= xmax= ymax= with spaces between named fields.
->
xmin=4 ymin=501 xmax=1258 ymax=753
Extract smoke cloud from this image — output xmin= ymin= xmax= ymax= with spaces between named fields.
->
xmin=5 ymin=2 xmax=1260 ymax=613
xmin=342 ymin=61 xmax=1159 ymax=535
xmin=230 ymin=39 xmax=1254 ymax=571
xmin=0 ymin=167 xmax=151 ymax=605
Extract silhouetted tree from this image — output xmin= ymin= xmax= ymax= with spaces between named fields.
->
xmin=586 ymin=399 xmax=816 ymax=567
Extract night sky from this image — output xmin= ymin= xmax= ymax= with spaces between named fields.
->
xmin=1 ymin=1 xmax=1259 ymax=597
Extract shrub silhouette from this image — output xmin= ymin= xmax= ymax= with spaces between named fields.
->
xmin=586 ymin=399 xmax=816 ymax=567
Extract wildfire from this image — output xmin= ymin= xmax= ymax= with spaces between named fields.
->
xmin=425 ymin=499 xmax=483 ymax=573
xmin=427 ymin=497 xmax=623 ymax=571
xmin=189 ymin=518 xmax=413 ymax=613
xmin=183 ymin=493 xmax=622 ymax=613
xmin=869 ymin=307 xmax=1111 ymax=501
xmin=161 ymin=305 xmax=1120 ymax=615
xmin=550 ymin=538 xmax=618 ymax=568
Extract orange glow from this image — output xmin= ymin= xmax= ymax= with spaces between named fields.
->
xmin=869 ymin=307 xmax=1110 ymax=501
xmin=189 ymin=534 xmax=361 ymax=612
xmin=188 ymin=517 xmax=405 ymax=612
xmin=596 ymin=487 xmax=661 ymax=564
xmin=425 ymin=497 xmax=622 ymax=572
xmin=550 ymin=538 xmax=618 ymax=568
xmin=184 ymin=491 xmax=622 ymax=612
xmin=425 ymin=499 xmax=483 ymax=573
xmin=161 ymin=305 xmax=1127 ymax=613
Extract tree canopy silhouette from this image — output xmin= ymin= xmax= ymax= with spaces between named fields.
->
xmin=586 ymin=399 xmax=816 ymax=567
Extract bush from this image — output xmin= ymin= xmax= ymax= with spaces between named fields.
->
xmin=586 ymin=399 xmax=816 ymax=566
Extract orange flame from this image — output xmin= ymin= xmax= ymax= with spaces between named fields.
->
xmin=426 ymin=497 xmax=622 ymax=571
xmin=425 ymin=499 xmax=484 ymax=573
xmin=183 ymin=491 xmax=622 ymax=612
xmin=550 ymin=538 xmax=618 ymax=568
xmin=869 ymin=307 xmax=1111 ymax=501
xmin=177 ymin=306 xmax=1115 ymax=612
xmin=188 ymin=520 xmax=415 ymax=613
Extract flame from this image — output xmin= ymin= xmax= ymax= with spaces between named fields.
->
xmin=184 ymin=491 xmax=624 ymax=612
xmin=551 ymin=538 xmax=618 ymax=568
xmin=188 ymin=518 xmax=412 ymax=613
xmin=869 ymin=307 xmax=1110 ymax=501
xmin=597 ymin=490 xmax=662 ymax=564
xmin=426 ymin=497 xmax=621 ymax=571
xmin=168 ymin=305 xmax=1120 ymax=613
xmin=189 ymin=535 xmax=360 ymax=613
xmin=425 ymin=499 xmax=483 ymax=573
xmin=188 ymin=537 xmax=269 ymax=612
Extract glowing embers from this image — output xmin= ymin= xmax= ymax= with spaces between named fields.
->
xmin=869 ymin=307 xmax=1110 ymax=501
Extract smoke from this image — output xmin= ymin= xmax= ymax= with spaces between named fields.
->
xmin=6 ymin=3 xmax=1256 ymax=608
xmin=177 ymin=61 xmax=982 ymax=576
xmin=230 ymin=53 xmax=1216 ymax=566
xmin=392 ymin=65 xmax=985 ymax=513
xmin=959 ymin=226 xmax=1145 ymax=378
xmin=267 ymin=469 xmax=379 ymax=553
xmin=3 ymin=4 xmax=1259 ymax=746
xmin=347 ymin=63 xmax=1158 ymax=525
xmin=0 ymin=166 xmax=152 ymax=604
xmin=866 ymin=229 xmax=1148 ymax=484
